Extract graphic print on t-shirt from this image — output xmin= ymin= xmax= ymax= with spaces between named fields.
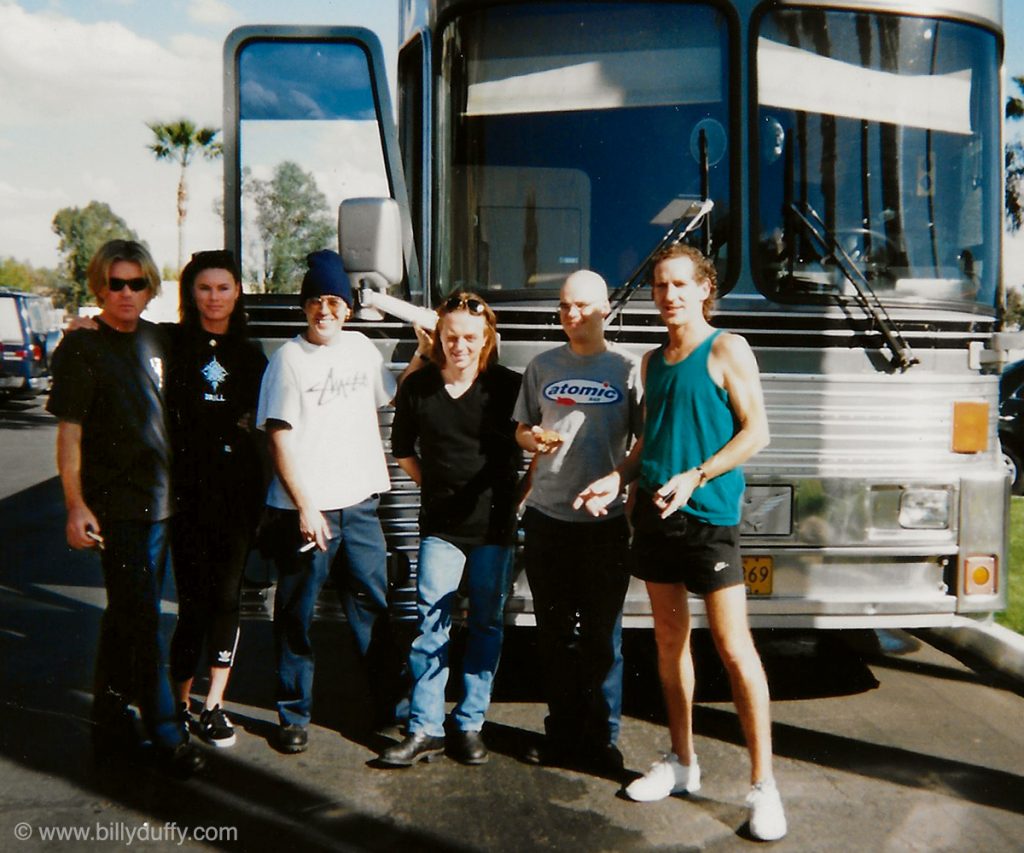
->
xmin=307 ymin=367 xmax=370 ymax=406
xmin=201 ymin=355 xmax=229 ymax=391
xmin=150 ymin=356 xmax=164 ymax=391
xmin=542 ymin=377 xmax=623 ymax=406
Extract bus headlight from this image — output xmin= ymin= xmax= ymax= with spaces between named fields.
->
xmin=898 ymin=488 xmax=950 ymax=529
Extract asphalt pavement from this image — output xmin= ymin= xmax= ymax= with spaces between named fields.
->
xmin=3 ymin=398 xmax=1024 ymax=852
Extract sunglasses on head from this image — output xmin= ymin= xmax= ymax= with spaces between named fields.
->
xmin=442 ymin=295 xmax=486 ymax=315
xmin=108 ymin=277 xmax=149 ymax=293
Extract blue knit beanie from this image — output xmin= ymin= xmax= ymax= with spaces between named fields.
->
xmin=299 ymin=250 xmax=352 ymax=306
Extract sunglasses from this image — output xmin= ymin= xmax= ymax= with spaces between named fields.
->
xmin=442 ymin=295 xmax=486 ymax=315
xmin=108 ymin=277 xmax=149 ymax=293
xmin=304 ymin=295 xmax=347 ymax=311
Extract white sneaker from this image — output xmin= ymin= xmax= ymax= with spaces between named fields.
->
xmin=747 ymin=779 xmax=787 ymax=841
xmin=624 ymin=753 xmax=701 ymax=802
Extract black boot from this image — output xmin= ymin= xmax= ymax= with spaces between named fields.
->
xmin=448 ymin=729 xmax=488 ymax=765
xmin=379 ymin=732 xmax=445 ymax=767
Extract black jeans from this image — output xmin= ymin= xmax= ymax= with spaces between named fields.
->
xmin=522 ymin=508 xmax=631 ymax=747
xmin=94 ymin=519 xmax=182 ymax=750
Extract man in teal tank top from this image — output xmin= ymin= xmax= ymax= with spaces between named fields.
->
xmin=575 ymin=244 xmax=787 ymax=842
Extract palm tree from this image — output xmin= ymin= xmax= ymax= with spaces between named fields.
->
xmin=1006 ymin=77 xmax=1024 ymax=233
xmin=147 ymin=119 xmax=223 ymax=271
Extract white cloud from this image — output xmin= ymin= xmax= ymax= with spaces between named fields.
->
xmin=0 ymin=0 xmax=398 ymax=269
xmin=0 ymin=3 xmax=224 ymax=267
xmin=0 ymin=181 xmax=65 ymax=206
xmin=187 ymin=0 xmax=237 ymax=27
xmin=1005 ymin=229 xmax=1024 ymax=292
xmin=1 ymin=7 xmax=179 ymax=123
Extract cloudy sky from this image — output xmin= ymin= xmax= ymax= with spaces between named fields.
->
xmin=0 ymin=0 xmax=396 ymax=274
xmin=2 ymin=1 xmax=1024 ymax=289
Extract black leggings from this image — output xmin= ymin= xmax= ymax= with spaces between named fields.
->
xmin=169 ymin=508 xmax=250 ymax=682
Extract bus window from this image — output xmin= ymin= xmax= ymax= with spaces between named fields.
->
xmin=235 ymin=39 xmax=391 ymax=292
xmin=753 ymin=9 xmax=1000 ymax=312
xmin=434 ymin=2 xmax=735 ymax=301
xmin=398 ymin=32 xmax=429 ymax=301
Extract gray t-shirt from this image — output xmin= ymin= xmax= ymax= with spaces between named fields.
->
xmin=514 ymin=343 xmax=642 ymax=522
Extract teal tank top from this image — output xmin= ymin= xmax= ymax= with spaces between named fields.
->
xmin=639 ymin=330 xmax=744 ymax=525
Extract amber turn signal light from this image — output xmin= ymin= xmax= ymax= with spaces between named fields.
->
xmin=951 ymin=401 xmax=988 ymax=453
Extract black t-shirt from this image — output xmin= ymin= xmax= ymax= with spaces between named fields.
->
xmin=166 ymin=326 xmax=268 ymax=521
xmin=47 ymin=319 xmax=173 ymax=522
xmin=391 ymin=363 xmax=523 ymax=545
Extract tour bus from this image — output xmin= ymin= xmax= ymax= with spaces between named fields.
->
xmin=224 ymin=0 xmax=1012 ymax=628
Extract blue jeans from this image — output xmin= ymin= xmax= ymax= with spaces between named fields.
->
xmin=522 ymin=508 xmax=631 ymax=747
xmin=408 ymin=537 xmax=513 ymax=737
xmin=273 ymin=496 xmax=389 ymax=727
xmin=94 ymin=519 xmax=182 ymax=751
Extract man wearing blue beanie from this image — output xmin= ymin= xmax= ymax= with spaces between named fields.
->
xmin=257 ymin=249 xmax=429 ymax=753
xmin=298 ymin=248 xmax=353 ymax=307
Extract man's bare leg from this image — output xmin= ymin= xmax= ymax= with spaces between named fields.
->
xmin=646 ymin=580 xmax=697 ymax=764
xmin=704 ymin=584 xmax=773 ymax=783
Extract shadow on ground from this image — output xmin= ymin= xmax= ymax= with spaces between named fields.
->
xmin=4 ymin=475 xmax=1021 ymax=853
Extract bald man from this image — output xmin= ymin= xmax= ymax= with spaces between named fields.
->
xmin=513 ymin=270 xmax=643 ymax=774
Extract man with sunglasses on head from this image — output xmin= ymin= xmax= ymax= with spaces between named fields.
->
xmin=48 ymin=239 xmax=205 ymax=778
xmin=256 ymin=249 xmax=424 ymax=754
xmin=379 ymin=292 xmax=522 ymax=767
xmin=513 ymin=270 xmax=643 ymax=776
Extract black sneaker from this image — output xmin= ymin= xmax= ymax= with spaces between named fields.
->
xmin=198 ymin=705 xmax=236 ymax=748
xmin=178 ymin=703 xmax=193 ymax=741
xmin=158 ymin=742 xmax=206 ymax=779
xmin=581 ymin=743 xmax=625 ymax=777
xmin=274 ymin=724 xmax=308 ymax=754
xmin=91 ymin=705 xmax=143 ymax=764
xmin=522 ymin=734 xmax=578 ymax=768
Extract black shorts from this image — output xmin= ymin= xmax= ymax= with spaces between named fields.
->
xmin=630 ymin=489 xmax=743 ymax=594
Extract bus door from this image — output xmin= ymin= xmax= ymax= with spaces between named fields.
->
xmin=224 ymin=27 xmax=420 ymax=615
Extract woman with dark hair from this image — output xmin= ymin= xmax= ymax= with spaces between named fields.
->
xmin=166 ymin=250 xmax=267 ymax=748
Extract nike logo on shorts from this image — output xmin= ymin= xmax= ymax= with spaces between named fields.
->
xmin=713 ymin=561 xmax=729 ymax=572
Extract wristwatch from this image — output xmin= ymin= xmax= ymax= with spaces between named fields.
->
xmin=695 ymin=466 xmax=708 ymax=486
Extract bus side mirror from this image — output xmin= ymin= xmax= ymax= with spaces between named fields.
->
xmin=340 ymin=197 xmax=437 ymax=328
xmin=340 ymin=197 xmax=402 ymax=321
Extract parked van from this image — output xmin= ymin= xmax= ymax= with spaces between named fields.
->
xmin=0 ymin=290 xmax=61 ymax=400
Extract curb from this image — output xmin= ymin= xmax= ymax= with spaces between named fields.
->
xmin=916 ymin=616 xmax=1024 ymax=693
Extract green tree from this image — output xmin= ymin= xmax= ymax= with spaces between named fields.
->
xmin=1005 ymin=287 xmax=1024 ymax=331
xmin=51 ymin=202 xmax=139 ymax=308
xmin=244 ymin=162 xmax=335 ymax=292
xmin=1006 ymin=76 xmax=1024 ymax=233
xmin=147 ymin=119 xmax=222 ymax=272
xmin=0 ymin=257 xmax=35 ymax=292
xmin=0 ymin=258 xmax=64 ymax=300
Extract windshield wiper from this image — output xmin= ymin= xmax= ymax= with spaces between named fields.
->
xmin=789 ymin=202 xmax=919 ymax=371
xmin=607 ymin=198 xmax=714 ymax=323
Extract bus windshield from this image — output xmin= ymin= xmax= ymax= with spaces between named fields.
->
xmin=435 ymin=2 xmax=733 ymax=300
xmin=754 ymin=9 xmax=1000 ymax=311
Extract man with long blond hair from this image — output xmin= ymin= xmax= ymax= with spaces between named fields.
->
xmin=48 ymin=239 xmax=205 ymax=778
xmin=380 ymin=292 xmax=522 ymax=767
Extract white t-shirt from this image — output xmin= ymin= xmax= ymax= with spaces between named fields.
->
xmin=257 ymin=331 xmax=396 ymax=511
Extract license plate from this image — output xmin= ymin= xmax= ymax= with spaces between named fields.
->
xmin=743 ymin=556 xmax=773 ymax=596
